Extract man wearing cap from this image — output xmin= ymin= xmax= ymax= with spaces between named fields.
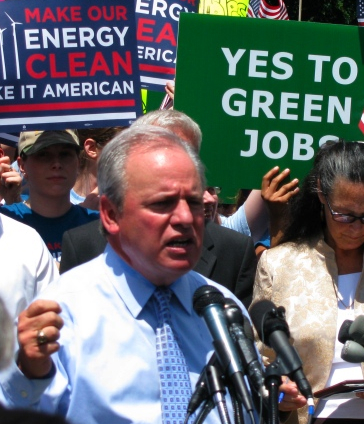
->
xmin=0 ymin=130 xmax=99 ymax=264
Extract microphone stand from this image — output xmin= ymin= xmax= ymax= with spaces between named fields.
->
xmin=227 ymin=383 xmax=245 ymax=424
xmin=263 ymin=363 xmax=282 ymax=424
xmin=191 ymin=369 xmax=254 ymax=424
xmin=193 ymin=399 xmax=215 ymax=424
xmin=192 ymin=364 xmax=245 ymax=424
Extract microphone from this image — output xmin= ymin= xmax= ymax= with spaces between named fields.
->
xmin=249 ymin=300 xmax=314 ymax=406
xmin=338 ymin=316 xmax=364 ymax=347
xmin=205 ymin=364 xmax=231 ymax=424
xmin=224 ymin=298 xmax=267 ymax=400
xmin=187 ymin=354 xmax=220 ymax=416
xmin=341 ymin=340 xmax=364 ymax=363
xmin=193 ymin=285 xmax=255 ymax=415
xmin=346 ymin=316 xmax=364 ymax=346
xmin=338 ymin=319 xmax=353 ymax=344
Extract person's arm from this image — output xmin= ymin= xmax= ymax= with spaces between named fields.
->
xmin=232 ymin=167 xmax=299 ymax=247
xmin=220 ymin=204 xmax=252 ymax=237
xmin=0 ymin=300 xmax=67 ymax=411
xmin=219 ymin=189 xmax=271 ymax=243
xmin=261 ymin=167 xmax=299 ymax=247
xmin=255 ymin=244 xmax=268 ymax=261
xmin=243 ymin=189 xmax=269 ymax=243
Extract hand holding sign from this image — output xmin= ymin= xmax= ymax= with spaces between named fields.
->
xmin=261 ymin=166 xmax=299 ymax=246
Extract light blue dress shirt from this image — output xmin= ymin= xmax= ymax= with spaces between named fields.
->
xmin=220 ymin=204 xmax=251 ymax=236
xmin=0 ymin=244 xmax=257 ymax=424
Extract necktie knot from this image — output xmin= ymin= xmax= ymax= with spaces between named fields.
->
xmin=154 ymin=287 xmax=172 ymax=309
xmin=154 ymin=287 xmax=173 ymax=327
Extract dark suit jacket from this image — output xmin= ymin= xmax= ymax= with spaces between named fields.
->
xmin=60 ymin=220 xmax=257 ymax=308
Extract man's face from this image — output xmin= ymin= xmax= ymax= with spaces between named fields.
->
xmin=203 ymin=187 xmax=219 ymax=221
xmin=19 ymin=144 xmax=79 ymax=199
xmin=102 ymin=146 xmax=205 ymax=286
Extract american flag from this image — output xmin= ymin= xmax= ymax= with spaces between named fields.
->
xmin=248 ymin=0 xmax=289 ymax=20
xmin=359 ymin=114 xmax=364 ymax=134
xmin=358 ymin=0 xmax=364 ymax=27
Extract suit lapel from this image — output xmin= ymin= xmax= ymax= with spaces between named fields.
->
xmin=193 ymin=224 xmax=217 ymax=277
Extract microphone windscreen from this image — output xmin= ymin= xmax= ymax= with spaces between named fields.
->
xmin=249 ymin=299 xmax=289 ymax=345
xmin=249 ymin=300 xmax=276 ymax=341
xmin=341 ymin=340 xmax=364 ymax=363
xmin=193 ymin=285 xmax=225 ymax=315
xmin=349 ymin=316 xmax=364 ymax=346
xmin=338 ymin=319 xmax=353 ymax=344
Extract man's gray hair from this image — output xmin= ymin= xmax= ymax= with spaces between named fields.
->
xmin=0 ymin=297 xmax=14 ymax=371
xmin=131 ymin=110 xmax=202 ymax=152
xmin=97 ymin=125 xmax=205 ymax=212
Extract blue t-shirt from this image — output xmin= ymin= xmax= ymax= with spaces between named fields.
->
xmin=0 ymin=203 xmax=99 ymax=262
xmin=255 ymin=229 xmax=271 ymax=249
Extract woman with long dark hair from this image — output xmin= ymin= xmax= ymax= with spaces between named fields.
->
xmin=251 ymin=140 xmax=364 ymax=424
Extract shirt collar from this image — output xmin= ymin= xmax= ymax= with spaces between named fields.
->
xmin=169 ymin=277 xmax=194 ymax=315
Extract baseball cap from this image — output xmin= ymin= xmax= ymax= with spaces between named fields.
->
xmin=18 ymin=130 xmax=80 ymax=156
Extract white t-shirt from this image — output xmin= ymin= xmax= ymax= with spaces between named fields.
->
xmin=0 ymin=214 xmax=59 ymax=320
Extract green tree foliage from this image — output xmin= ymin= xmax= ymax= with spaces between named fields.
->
xmin=284 ymin=0 xmax=357 ymax=24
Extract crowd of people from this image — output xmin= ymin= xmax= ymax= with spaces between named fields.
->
xmin=0 ymin=107 xmax=363 ymax=424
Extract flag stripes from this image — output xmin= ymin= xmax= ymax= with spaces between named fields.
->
xmin=248 ymin=0 xmax=289 ymax=20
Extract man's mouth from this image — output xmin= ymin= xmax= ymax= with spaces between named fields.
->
xmin=167 ymin=239 xmax=191 ymax=247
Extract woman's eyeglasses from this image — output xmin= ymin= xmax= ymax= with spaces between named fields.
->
xmin=324 ymin=194 xmax=364 ymax=224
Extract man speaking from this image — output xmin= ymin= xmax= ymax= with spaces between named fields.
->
xmin=0 ymin=126 xmax=303 ymax=423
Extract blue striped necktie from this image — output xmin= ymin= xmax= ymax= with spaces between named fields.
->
xmin=154 ymin=287 xmax=193 ymax=424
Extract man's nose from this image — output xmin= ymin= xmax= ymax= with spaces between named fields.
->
xmin=203 ymin=190 xmax=215 ymax=205
xmin=171 ymin=200 xmax=194 ymax=226
xmin=51 ymin=154 xmax=62 ymax=168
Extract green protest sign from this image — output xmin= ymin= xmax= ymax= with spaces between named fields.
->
xmin=175 ymin=14 xmax=364 ymax=200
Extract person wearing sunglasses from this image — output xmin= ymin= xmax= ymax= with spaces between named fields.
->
xmin=250 ymin=140 xmax=364 ymax=424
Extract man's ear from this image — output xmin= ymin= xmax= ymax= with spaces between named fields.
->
xmin=83 ymin=139 xmax=98 ymax=160
xmin=99 ymin=195 xmax=121 ymax=235
xmin=317 ymin=179 xmax=325 ymax=204
xmin=17 ymin=156 xmax=26 ymax=176
xmin=0 ymin=147 xmax=4 ymax=158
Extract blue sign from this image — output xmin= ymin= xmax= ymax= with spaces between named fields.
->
xmin=0 ymin=0 xmax=143 ymax=132
xmin=135 ymin=0 xmax=197 ymax=91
